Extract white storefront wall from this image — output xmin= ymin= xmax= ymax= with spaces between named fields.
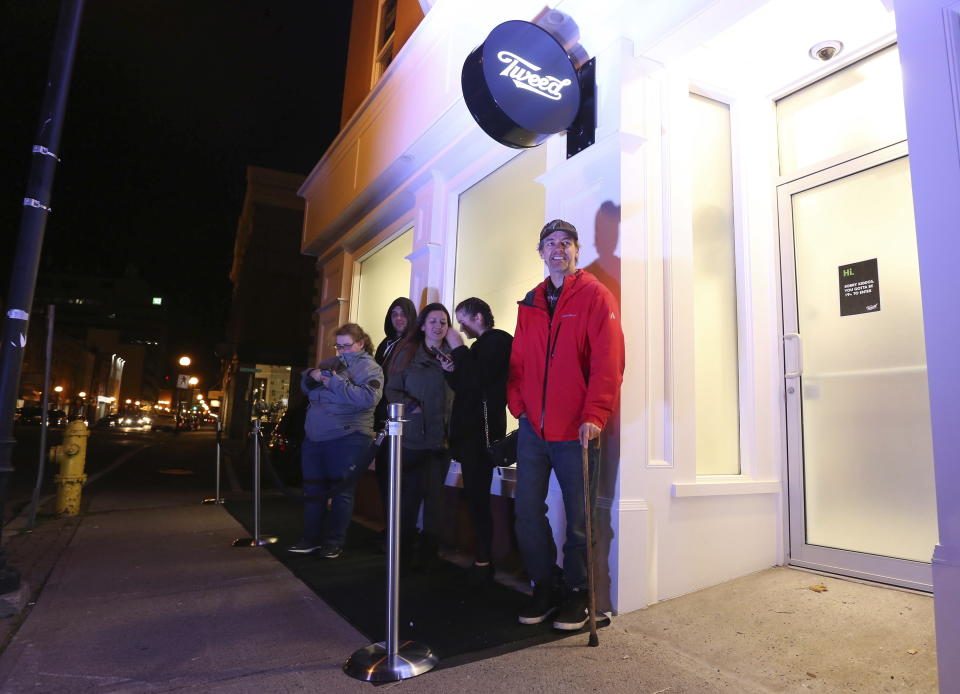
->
xmin=299 ymin=0 xmax=953 ymax=659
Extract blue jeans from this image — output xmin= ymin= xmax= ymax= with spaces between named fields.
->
xmin=514 ymin=417 xmax=599 ymax=589
xmin=300 ymin=432 xmax=371 ymax=547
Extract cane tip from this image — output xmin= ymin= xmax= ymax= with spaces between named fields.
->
xmin=588 ymin=634 xmax=599 ymax=647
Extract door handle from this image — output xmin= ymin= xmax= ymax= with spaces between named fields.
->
xmin=783 ymin=332 xmax=803 ymax=379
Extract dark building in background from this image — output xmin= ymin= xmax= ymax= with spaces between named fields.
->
xmin=220 ymin=166 xmax=315 ymax=439
xmin=19 ymin=267 xmax=168 ymax=420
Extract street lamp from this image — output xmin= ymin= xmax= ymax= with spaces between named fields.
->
xmin=53 ymin=385 xmax=63 ymax=410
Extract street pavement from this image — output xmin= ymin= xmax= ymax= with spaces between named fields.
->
xmin=0 ymin=427 xmax=939 ymax=693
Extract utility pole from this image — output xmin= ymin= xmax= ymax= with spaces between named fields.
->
xmin=0 ymin=0 xmax=85 ymax=593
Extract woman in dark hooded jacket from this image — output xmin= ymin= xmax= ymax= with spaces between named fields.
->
xmin=373 ymin=297 xmax=418 ymax=528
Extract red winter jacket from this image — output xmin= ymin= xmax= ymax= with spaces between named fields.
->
xmin=507 ymin=270 xmax=625 ymax=442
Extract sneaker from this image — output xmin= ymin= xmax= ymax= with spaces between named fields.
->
xmin=552 ymin=589 xmax=589 ymax=631
xmin=518 ymin=580 xmax=562 ymax=625
xmin=318 ymin=545 xmax=343 ymax=559
xmin=287 ymin=541 xmax=322 ymax=554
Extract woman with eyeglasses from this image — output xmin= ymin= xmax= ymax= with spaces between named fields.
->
xmin=386 ymin=302 xmax=454 ymax=569
xmin=288 ymin=323 xmax=383 ymax=559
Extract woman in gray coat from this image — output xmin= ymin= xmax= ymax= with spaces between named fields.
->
xmin=386 ymin=302 xmax=453 ymax=566
xmin=289 ymin=323 xmax=383 ymax=559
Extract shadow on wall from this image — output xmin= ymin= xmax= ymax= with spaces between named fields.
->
xmin=583 ymin=200 xmax=622 ymax=613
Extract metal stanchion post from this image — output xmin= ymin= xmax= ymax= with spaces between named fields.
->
xmin=26 ymin=305 xmax=55 ymax=529
xmin=344 ymin=403 xmax=437 ymax=682
xmin=202 ymin=420 xmax=225 ymax=504
xmin=233 ymin=419 xmax=276 ymax=547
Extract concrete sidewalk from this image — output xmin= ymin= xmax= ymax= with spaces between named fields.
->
xmin=0 ymin=490 xmax=938 ymax=693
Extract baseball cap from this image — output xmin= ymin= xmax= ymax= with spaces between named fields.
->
xmin=538 ymin=219 xmax=579 ymax=244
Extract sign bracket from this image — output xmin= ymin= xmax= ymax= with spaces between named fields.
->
xmin=567 ymin=57 xmax=596 ymax=159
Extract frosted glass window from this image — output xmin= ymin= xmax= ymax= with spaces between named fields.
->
xmin=690 ymin=93 xmax=741 ymax=476
xmin=355 ymin=229 xmax=413 ymax=350
xmin=777 ymin=45 xmax=906 ymax=176
xmin=454 ymin=148 xmax=547 ymax=344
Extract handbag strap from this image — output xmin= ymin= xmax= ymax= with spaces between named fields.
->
xmin=481 ymin=398 xmax=490 ymax=448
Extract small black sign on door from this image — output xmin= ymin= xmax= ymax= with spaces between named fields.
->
xmin=839 ymin=258 xmax=881 ymax=316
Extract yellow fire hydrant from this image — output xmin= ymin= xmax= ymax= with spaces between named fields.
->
xmin=49 ymin=420 xmax=89 ymax=516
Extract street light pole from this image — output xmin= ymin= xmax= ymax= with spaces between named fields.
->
xmin=0 ymin=0 xmax=85 ymax=595
xmin=175 ymin=356 xmax=191 ymax=432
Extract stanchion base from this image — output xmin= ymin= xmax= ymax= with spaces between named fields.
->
xmin=232 ymin=537 xmax=278 ymax=547
xmin=343 ymin=641 xmax=437 ymax=682
xmin=201 ymin=498 xmax=225 ymax=505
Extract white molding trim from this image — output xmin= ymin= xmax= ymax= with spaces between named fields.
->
xmin=405 ymin=242 xmax=442 ymax=262
xmin=615 ymin=498 xmax=650 ymax=512
xmin=672 ymin=479 xmax=781 ymax=497
xmin=934 ymin=542 xmax=960 ymax=566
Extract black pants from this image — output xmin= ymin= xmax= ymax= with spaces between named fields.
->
xmin=399 ymin=447 xmax=449 ymax=544
xmin=457 ymin=441 xmax=495 ymax=564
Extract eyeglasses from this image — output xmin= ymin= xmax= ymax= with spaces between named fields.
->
xmin=333 ymin=342 xmax=355 ymax=351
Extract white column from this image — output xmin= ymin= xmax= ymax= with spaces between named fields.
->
xmin=407 ymin=171 xmax=449 ymax=309
xmin=534 ymin=38 xmax=667 ymax=613
xmin=894 ymin=1 xmax=960 ymax=690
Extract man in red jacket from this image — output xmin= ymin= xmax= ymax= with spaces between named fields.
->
xmin=508 ymin=218 xmax=625 ymax=631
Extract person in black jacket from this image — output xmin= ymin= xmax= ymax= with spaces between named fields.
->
xmin=441 ymin=297 xmax=513 ymax=586
xmin=373 ymin=297 xmax=418 ymax=530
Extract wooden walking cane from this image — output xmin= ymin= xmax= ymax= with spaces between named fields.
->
xmin=581 ymin=440 xmax=599 ymax=647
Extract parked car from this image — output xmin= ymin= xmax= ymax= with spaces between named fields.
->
xmin=265 ymin=400 xmax=307 ymax=485
xmin=16 ymin=407 xmax=66 ymax=426
xmin=150 ymin=413 xmax=179 ymax=432
xmin=96 ymin=414 xmax=151 ymax=429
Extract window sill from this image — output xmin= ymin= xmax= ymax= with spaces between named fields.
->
xmin=671 ymin=478 xmax=781 ymax=498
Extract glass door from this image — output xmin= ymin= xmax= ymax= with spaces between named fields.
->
xmin=778 ymin=142 xmax=937 ymax=590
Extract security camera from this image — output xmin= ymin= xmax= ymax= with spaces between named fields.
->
xmin=809 ymin=40 xmax=843 ymax=62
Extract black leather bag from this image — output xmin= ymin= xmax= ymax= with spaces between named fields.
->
xmin=485 ymin=429 xmax=518 ymax=468
xmin=482 ymin=399 xmax=518 ymax=468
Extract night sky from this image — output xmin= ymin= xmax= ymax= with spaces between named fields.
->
xmin=1 ymin=0 xmax=352 ymax=385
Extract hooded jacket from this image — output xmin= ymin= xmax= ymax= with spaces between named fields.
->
xmin=300 ymin=350 xmax=383 ymax=442
xmin=385 ymin=341 xmax=453 ymax=450
xmin=507 ymin=269 xmax=624 ymax=442
xmin=373 ymin=297 xmax=418 ymax=428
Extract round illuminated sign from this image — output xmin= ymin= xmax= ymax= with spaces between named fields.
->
xmin=462 ymin=20 xmax=581 ymax=148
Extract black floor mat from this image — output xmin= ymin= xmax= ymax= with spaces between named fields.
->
xmin=226 ymin=496 xmax=605 ymax=667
